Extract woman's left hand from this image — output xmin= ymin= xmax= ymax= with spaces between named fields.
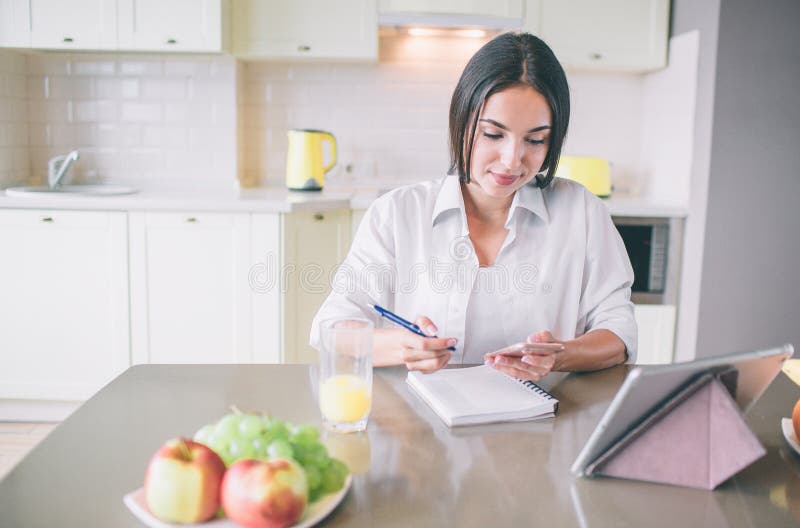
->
xmin=484 ymin=330 xmax=561 ymax=382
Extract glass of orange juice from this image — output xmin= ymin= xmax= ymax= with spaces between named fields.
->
xmin=318 ymin=318 xmax=373 ymax=433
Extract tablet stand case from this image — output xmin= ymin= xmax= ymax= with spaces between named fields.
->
xmin=586 ymin=372 xmax=766 ymax=490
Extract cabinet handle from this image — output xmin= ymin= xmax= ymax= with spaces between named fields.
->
xmin=186 ymin=217 xmax=197 ymax=223
xmin=589 ymin=52 xmax=603 ymax=61
xmin=62 ymin=37 xmax=74 ymax=43
xmin=297 ymin=45 xmax=311 ymax=52
xmin=313 ymin=213 xmax=324 ymax=221
xmin=41 ymin=216 xmax=54 ymax=223
xmin=166 ymin=38 xmax=177 ymax=45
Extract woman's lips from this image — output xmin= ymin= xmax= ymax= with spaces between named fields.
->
xmin=490 ymin=172 xmax=517 ymax=186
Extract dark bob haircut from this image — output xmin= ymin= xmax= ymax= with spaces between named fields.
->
xmin=448 ymin=32 xmax=570 ymax=189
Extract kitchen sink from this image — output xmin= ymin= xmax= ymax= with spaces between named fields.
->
xmin=5 ymin=185 xmax=138 ymax=197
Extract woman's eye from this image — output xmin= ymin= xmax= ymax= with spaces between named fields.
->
xmin=527 ymin=138 xmax=546 ymax=145
xmin=483 ymin=132 xmax=502 ymax=140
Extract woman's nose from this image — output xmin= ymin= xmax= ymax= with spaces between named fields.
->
xmin=500 ymin=140 xmax=524 ymax=171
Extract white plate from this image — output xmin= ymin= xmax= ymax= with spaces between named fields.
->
xmin=781 ymin=418 xmax=800 ymax=455
xmin=123 ymin=474 xmax=352 ymax=528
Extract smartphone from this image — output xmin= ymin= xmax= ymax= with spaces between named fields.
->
xmin=486 ymin=342 xmax=565 ymax=358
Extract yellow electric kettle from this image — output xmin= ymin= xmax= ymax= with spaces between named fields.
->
xmin=555 ymin=156 xmax=612 ymax=198
xmin=285 ymin=129 xmax=337 ymax=191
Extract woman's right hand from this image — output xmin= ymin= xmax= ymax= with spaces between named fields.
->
xmin=373 ymin=316 xmax=456 ymax=374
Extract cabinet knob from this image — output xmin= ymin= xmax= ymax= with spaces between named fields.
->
xmin=186 ymin=217 xmax=197 ymax=223
xmin=313 ymin=213 xmax=324 ymax=221
xmin=41 ymin=216 xmax=54 ymax=223
xmin=298 ymin=45 xmax=311 ymax=52
xmin=62 ymin=37 xmax=74 ymax=43
xmin=166 ymin=38 xmax=177 ymax=45
xmin=589 ymin=52 xmax=603 ymax=61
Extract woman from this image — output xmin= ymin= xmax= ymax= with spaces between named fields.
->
xmin=310 ymin=32 xmax=636 ymax=382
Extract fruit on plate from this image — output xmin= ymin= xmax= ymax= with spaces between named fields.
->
xmin=194 ymin=412 xmax=349 ymax=501
xmin=793 ymin=398 xmax=800 ymax=440
xmin=144 ymin=438 xmax=226 ymax=523
xmin=221 ymin=458 xmax=308 ymax=528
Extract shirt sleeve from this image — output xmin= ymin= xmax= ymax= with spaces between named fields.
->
xmin=576 ymin=192 xmax=638 ymax=363
xmin=309 ymin=197 xmax=398 ymax=351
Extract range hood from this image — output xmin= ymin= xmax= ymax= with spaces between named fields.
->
xmin=378 ymin=11 xmax=523 ymax=31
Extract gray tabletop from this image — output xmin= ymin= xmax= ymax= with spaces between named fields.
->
xmin=2 ymin=364 xmax=800 ymax=527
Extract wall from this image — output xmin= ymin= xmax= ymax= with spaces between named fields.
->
xmin=239 ymin=32 xmax=647 ymax=190
xmin=670 ymin=0 xmax=721 ymax=361
xmin=23 ymin=52 xmax=237 ymax=191
xmin=0 ymin=50 xmax=28 ymax=188
xmin=693 ymin=0 xmax=800 ymax=357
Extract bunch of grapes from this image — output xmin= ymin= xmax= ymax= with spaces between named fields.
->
xmin=193 ymin=413 xmax=348 ymax=502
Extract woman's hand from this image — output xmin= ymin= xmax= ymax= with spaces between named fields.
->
xmin=484 ymin=330 xmax=560 ymax=382
xmin=373 ymin=316 xmax=456 ymax=374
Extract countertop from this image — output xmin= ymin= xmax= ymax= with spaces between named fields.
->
xmin=1 ymin=364 xmax=798 ymax=527
xmin=0 ymin=184 xmax=688 ymax=218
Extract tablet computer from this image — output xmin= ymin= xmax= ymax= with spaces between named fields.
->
xmin=571 ymin=343 xmax=794 ymax=477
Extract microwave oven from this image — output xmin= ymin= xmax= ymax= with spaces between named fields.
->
xmin=613 ymin=217 xmax=683 ymax=305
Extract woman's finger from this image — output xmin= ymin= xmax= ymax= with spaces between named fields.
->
xmin=407 ymin=351 xmax=451 ymax=373
xmin=414 ymin=315 xmax=439 ymax=337
xmin=527 ymin=330 xmax=556 ymax=343
xmin=402 ymin=346 xmax=450 ymax=364
xmin=491 ymin=362 xmax=542 ymax=381
xmin=490 ymin=355 xmax=551 ymax=378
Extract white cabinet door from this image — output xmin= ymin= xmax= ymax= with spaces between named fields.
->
xmin=129 ymin=212 xmax=252 ymax=365
xmin=0 ymin=209 xmax=130 ymax=400
xmin=232 ymin=0 xmax=377 ymax=61
xmin=250 ymin=213 xmax=283 ymax=364
xmin=0 ymin=0 xmax=30 ymax=47
xmin=530 ymin=0 xmax=669 ymax=72
xmin=379 ymin=0 xmax=522 ymax=18
xmin=634 ymin=304 xmax=676 ymax=364
xmin=29 ymin=0 xmax=117 ymax=50
xmin=117 ymin=0 xmax=224 ymax=52
xmin=282 ymin=209 xmax=351 ymax=364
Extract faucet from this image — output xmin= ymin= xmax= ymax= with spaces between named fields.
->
xmin=48 ymin=150 xmax=80 ymax=188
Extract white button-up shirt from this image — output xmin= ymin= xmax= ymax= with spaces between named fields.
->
xmin=310 ymin=175 xmax=637 ymax=364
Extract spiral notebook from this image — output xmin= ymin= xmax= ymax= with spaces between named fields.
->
xmin=406 ymin=365 xmax=559 ymax=427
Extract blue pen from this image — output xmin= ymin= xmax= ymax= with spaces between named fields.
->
xmin=370 ymin=304 xmax=456 ymax=352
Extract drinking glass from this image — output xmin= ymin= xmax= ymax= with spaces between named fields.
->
xmin=318 ymin=318 xmax=373 ymax=433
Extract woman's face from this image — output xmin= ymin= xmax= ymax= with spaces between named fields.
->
xmin=468 ymin=85 xmax=552 ymax=200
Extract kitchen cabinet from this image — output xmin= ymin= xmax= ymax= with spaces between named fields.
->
xmin=29 ymin=0 xmax=118 ymax=51
xmin=0 ymin=209 xmax=130 ymax=401
xmin=378 ymin=0 xmax=523 ymax=18
xmin=280 ymin=209 xmax=351 ymax=364
xmin=117 ymin=0 xmax=226 ymax=52
xmin=634 ymin=304 xmax=676 ymax=364
xmin=232 ymin=0 xmax=378 ymax=61
xmin=129 ymin=211 xmax=252 ymax=365
xmin=0 ymin=0 xmax=30 ymax=47
xmin=525 ymin=0 xmax=670 ymax=72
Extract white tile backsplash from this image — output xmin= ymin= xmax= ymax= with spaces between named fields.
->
xmin=1 ymin=35 xmax=654 ymax=192
xmin=7 ymin=52 xmax=238 ymax=189
xmin=0 ymin=50 xmax=28 ymax=188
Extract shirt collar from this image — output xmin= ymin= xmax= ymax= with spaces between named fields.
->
xmin=431 ymin=175 xmax=464 ymax=226
xmin=505 ymin=181 xmax=550 ymax=227
xmin=432 ymin=175 xmax=550 ymax=227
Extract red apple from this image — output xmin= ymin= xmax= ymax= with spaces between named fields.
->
xmin=221 ymin=458 xmax=308 ymax=528
xmin=144 ymin=437 xmax=226 ymax=523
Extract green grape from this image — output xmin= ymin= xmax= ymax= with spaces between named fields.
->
xmin=308 ymin=487 xmax=322 ymax=503
xmin=220 ymin=449 xmax=236 ymax=467
xmin=215 ymin=414 xmax=242 ymax=437
xmin=264 ymin=419 xmax=290 ymax=441
xmin=290 ymin=424 xmax=320 ymax=446
xmin=320 ymin=463 xmax=346 ymax=494
xmin=229 ymin=437 xmax=256 ymax=461
xmin=305 ymin=464 xmax=322 ymax=491
xmin=267 ymin=438 xmax=294 ymax=460
xmin=207 ymin=432 xmax=231 ymax=457
xmin=307 ymin=443 xmax=331 ymax=469
xmin=252 ymin=437 xmax=273 ymax=459
xmin=193 ymin=424 xmax=215 ymax=445
xmin=238 ymin=414 xmax=264 ymax=439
